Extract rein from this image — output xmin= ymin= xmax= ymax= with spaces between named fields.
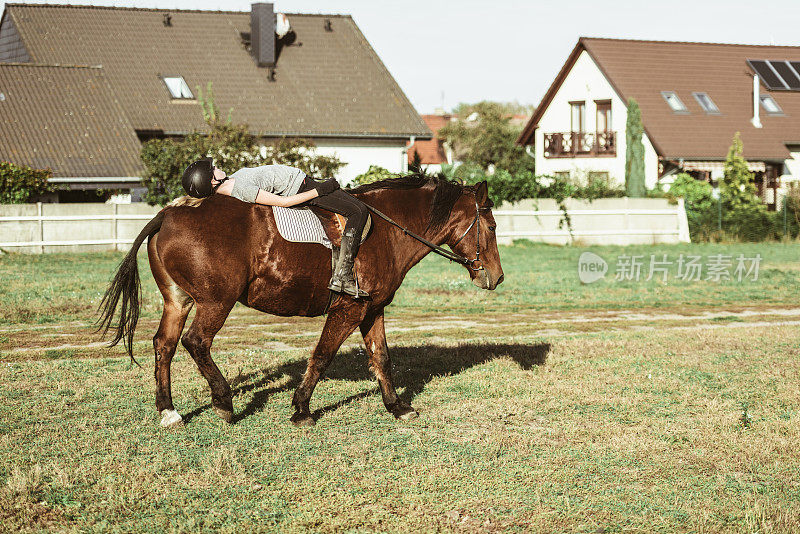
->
xmin=361 ymin=194 xmax=488 ymax=272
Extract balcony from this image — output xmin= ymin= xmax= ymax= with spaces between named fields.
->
xmin=543 ymin=131 xmax=616 ymax=158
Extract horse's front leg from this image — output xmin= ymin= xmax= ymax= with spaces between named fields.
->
xmin=291 ymin=303 xmax=366 ymax=426
xmin=360 ymin=310 xmax=418 ymax=420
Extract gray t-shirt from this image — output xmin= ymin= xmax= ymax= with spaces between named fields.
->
xmin=229 ymin=165 xmax=307 ymax=203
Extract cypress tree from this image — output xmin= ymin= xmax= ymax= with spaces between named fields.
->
xmin=625 ymin=98 xmax=646 ymax=197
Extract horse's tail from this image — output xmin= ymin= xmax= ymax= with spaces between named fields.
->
xmin=96 ymin=210 xmax=166 ymax=367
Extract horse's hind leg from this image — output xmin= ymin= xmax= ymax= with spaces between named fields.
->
xmin=149 ymin=233 xmax=194 ymax=428
xmin=291 ymin=304 xmax=367 ymax=426
xmin=360 ymin=310 xmax=418 ymax=420
xmin=153 ymin=290 xmax=193 ymax=428
xmin=181 ymin=302 xmax=236 ymax=423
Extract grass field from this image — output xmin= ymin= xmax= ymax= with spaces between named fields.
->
xmin=1 ymin=242 xmax=799 ymax=532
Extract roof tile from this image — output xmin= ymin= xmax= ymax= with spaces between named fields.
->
xmin=6 ymin=3 xmax=430 ymax=138
xmin=0 ymin=63 xmax=142 ymax=176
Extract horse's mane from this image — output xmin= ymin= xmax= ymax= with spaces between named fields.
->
xmin=166 ymin=196 xmax=204 ymax=208
xmin=347 ymin=174 xmax=465 ymax=232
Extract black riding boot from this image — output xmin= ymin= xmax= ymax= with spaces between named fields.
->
xmin=329 ymin=229 xmax=368 ymax=298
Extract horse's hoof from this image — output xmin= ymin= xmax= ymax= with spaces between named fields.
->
xmin=213 ymin=406 xmax=233 ymax=424
xmin=391 ymin=404 xmax=419 ymax=421
xmin=160 ymin=409 xmax=184 ymax=428
xmin=290 ymin=412 xmax=316 ymax=427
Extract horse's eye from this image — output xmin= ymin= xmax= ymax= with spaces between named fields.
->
xmin=488 ymin=225 xmax=497 ymax=232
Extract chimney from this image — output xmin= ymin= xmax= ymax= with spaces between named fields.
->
xmin=251 ymin=3 xmax=276 ymax=68
xmin=751 ymin=74 xmax=762 ymax=128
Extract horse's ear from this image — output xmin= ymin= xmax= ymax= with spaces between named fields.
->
xmin=475 ymin=181 xmax=489 ymax=203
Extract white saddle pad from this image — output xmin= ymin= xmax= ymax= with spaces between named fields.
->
xmin=272 ymin=206 xmax=332 ymax=249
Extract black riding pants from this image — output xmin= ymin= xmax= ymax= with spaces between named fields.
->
xmin=298 ymin=177 xmax=369 ymax=249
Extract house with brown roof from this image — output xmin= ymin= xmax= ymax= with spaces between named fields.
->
xmin=0 ymin=3 xmax=430 ymax=201
xmin=407 ymin=114 xmax=453 ymax=173
xmin=517 ymin=37 xmax=800 ymax=210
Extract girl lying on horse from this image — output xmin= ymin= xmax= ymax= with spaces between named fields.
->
xmin=181 ymin=157 xmax=369 ymax=298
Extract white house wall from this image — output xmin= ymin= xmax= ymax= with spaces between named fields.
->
xmin=534 ymin=50 xmax=660 ymax=189
xmin=782 ymin=148 xmax=800 ymax=185
xmin=311 ymin=138 xmax=408 ymax=185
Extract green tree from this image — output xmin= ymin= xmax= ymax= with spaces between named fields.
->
xmin=438 ymin=101 xmax=534 ymax=175
xmin=719 ymin=132 xmax=773 ymax=240
xmin=721 ymin=132 xmax=760 ymax=211
xmin=625 ymin=98 xmax=646 ymax=197
xmin=140 ymin=83 xmax=345 ymax=206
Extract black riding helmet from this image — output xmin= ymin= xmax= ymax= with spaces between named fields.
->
xmin=181 ymin=157 xmax=227 ymax=198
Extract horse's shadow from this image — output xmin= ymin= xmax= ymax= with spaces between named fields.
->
xmin=183 ymin=342 xmax=550 ymax=424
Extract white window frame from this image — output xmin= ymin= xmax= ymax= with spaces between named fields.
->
xmin=161 ymin=76 xmax=194 ymax=99
xmin=570 ymin=101 xmax=586 ymax=133
xmin=661 ymin=91 xmax=689 ymax=114
xmin=692 ymin=92 xmax=720 ymax=114
xmin=759 ymin=95 xmax=783 ymax=115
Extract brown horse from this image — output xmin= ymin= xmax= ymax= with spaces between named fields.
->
xmin=98 ymin=175 xmax=504 ymax=427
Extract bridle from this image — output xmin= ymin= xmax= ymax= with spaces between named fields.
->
xmin=449 ymin=197 xmax=491 ymax=271
xmin=361 ymin=191 xmax=490 ymax=272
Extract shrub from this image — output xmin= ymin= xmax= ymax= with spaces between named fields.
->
xmin=572 ymin=173 xmax=625 ymax=201
xmin=0 ymin=162 xmax=54 ymax=204
xmin=666 ymin=173 xmax=718 ymax=240
xmin=779 ymin=186 xmax=800 ymax=238
xmin=351 ymin=165 xmax=399 ymax=186
xmin=439 ymin=164 xmax=542 ymax=207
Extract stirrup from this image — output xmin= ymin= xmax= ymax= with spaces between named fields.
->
xmin=328 ymin=267 xmax=368 ymax=298
xmin=328 ymin=277 xmax=368 ymax=298
xmin=349 ymin=272 xmax=369 ymax=298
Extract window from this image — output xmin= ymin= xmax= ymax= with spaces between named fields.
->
xmin=570 ymin=101 xmax=586 ymax=133
xmin=661 ymin=91 xmax=688 ymax=113
xmin=162 ymin=76 xmax=193 ymax=99
xmin=692 ymin=92 xmax=720 ymax=114
xmin=595 ymin=100 xmax=611 ymax=132
xmin=760 ymin=95 xmax=783 ymax=114
xmin=587 ymin=171 xmax=609 ymax=182
xmin=554 ymin=171 xmax=570 ymax=180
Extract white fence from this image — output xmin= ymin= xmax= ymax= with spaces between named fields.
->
xmin=0 ymin=203 xmax=161 ymax=253
xmin=493 ymin=197 xmax=690 ymax=245
xmin=0 ymin=197 xmax=690 ymax=253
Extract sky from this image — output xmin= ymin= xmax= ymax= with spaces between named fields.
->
xmin=4 ymin=0 xmax=800 ymax=114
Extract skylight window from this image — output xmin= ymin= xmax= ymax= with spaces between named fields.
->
xmin=162 ymin=76 xmax=193 ymax=99
xmin=760 ymin=95 xmax=783 ymax=115
xmin=693 ymin=92 xmax=720 ymax=114
xmin=661 ymin=91 xmax=688 ymax=113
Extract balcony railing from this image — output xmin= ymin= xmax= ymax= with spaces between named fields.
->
xmin=543 ymin=131 xmax=616 ymax=158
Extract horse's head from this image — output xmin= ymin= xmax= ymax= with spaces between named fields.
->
xmin=446 ymin=181 xmax=504 ymax=290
